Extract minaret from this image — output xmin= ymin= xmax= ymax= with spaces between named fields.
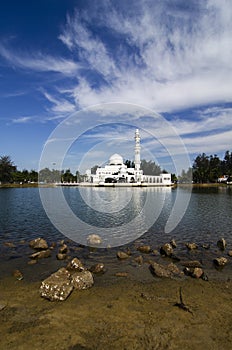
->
xmin=134 ymin=129 xmax=141 ymax=172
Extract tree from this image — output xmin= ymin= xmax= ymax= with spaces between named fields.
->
xmin=140 ymin=159 xmax=162 ymax=175
xmin=0 ymin=155 xmax=16 ymax=183
xmin=192 ymin=153 xmax=210 ymax=183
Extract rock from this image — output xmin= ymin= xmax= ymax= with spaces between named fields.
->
xmin=228 ymin=251 xmax=232 ymax=257
xmin=152 ymin=249 xmax=159 ymax=256
xmin=185 ymin=242 xmax=198 ymax=250
xmin=115 ymin=272 xmax=128 ymax=277
xmin=29 ymin=249 xmax=51 ymax=259
xmin=40 ymin=268 xmax=73 ymax=301
xmin=117 ymin=251 xmax=130 ymax=259
xmin=59 ymin=244 xmax=68 ymax=254
xmin=4 ymin=242 xmax=16 ymax=248
xmin=12 ymin=269 xmax=23 ymax=280
xmin=89 ymin=263 xmax=105 ymax=274
xmin=170 ymin=239 xmax=177 ymax=248
xmin=213 ymin=257 xmax=228 ymax=267
xmin=87 ymin=234 xmax=102 ymax=246
xmin=0 ymin=304 xmax=7 ymax=311
xmin=29 ymin=238 xmax=48 ymax=250
xmin=166 ymin=263 xmax=182 ymax=276
xmin=137 ymin=245 xmax=151 ymax=254
xmin=71 ymin=270 xmax=94 ymax=290
xmin=217 ymin=238 xmax=227 ymax=250
xmin=134 ymin=255 xmax=143 ymax=265
xmin=192 ymin=267 xmax=204 ymax=279
xmin=67 ymin=257 xmax=85 ymax=271
xmin=181 ymin=260 xmax=202 ymax=268
xmin=56 ymin=253 xmax=67 ymax=260
xmin=150 ymin=262 xmax=172 ymax=278
xmin=160 ymin=243 xmax=173 ymax=257
xmin=27 ymin=259 xmax=37 ymax=265
xmin=202 ymin=243 xmax=210 ymax=249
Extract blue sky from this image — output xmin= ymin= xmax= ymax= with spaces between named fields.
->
xmin=1 ymin=0 xmax=232 ymax=174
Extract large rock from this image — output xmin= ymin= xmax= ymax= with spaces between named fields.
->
xmin=29 ymin=238 xmax=48 ymax=250
xmin=71 ymin=270 xmax=94 ymax=290
xmin=217 ymin=238 xmax=227 ymax=250
xmin=40 ymin=268 xmax=73 ymax=301
xmin=160 ymin=243 xmax=173 ymax=257
xmin=150 ymin=262 xmax=181 ymax=278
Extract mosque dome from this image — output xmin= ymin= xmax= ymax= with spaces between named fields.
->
xmin=109 ymin=153 xmax=123 ymax=165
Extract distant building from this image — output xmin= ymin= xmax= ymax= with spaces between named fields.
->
xmin=86 ymin=129 xmax=172 ymax=186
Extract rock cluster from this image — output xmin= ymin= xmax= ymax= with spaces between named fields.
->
xmin=40 ymin=258 xmax=94 ymax=301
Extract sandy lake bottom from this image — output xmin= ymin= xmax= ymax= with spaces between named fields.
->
xmin=1 ymin=265 xmax=232 ymax=350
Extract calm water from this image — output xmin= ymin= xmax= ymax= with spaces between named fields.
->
xmin=0 ymin=185 xmax=232 ymax=280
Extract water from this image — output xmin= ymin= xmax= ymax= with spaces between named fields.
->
xmin=0 ymin=185 xmax=232 ymax=280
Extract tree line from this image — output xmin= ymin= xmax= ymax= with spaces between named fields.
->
xmin=1 ymin=151 xmax=232 ymax=184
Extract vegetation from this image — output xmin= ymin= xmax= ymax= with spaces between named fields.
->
xmin=1 ymin=150 xmax=232 ymax=185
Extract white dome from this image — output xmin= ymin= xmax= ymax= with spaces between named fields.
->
xmin=109 ymin=153 xmax=123 ymax=165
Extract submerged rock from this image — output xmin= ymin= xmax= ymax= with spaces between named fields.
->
xmin=56 ymin=253 xmax=67 ymax=260
xmin=137 ymin=245 xmax=151 ymax=254
xmin=134 ymin=255 xmax=143 ymax=265
xmin=29 ymin=238 xmax=48 ymax=250
xmin=213 ymin=257 xmax=228 ymax=267
xmin=115 ymin=272 xmax=128 ymax=277
xmin=59 ymin=244 xmax=68 ymax=254
xmin=117 ymin=251 xmax=130 ymax=259
xmin=181 ymin=260 xmax=202 ymax=268
xmin=71 ymin=270 xmax=94 ymax=290
xmin=228 ymin=251 xmax=232 ymax=257
xmin=217 ymin=238 xmax=227 ymax=251
xmin=160 ymin=243 xmax=173 ymax=257
xmin=12 ymin=269 xmax=23 ymax=280
xmin=29 ymin=249 xmax=51 ymax=259
xmin=40 ymin=268 xmax=73 ymax=301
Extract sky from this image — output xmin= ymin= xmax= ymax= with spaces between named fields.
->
xmin=0 ymin=0 xmax=232 ymax=175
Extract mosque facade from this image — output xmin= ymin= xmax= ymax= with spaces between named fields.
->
xmin=86 ymin=129 xmax=172 ymax=186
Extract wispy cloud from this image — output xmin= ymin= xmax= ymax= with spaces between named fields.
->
xmin=11 ymin=116 xmax=33 ymax=124
xmin=0 ymin=44 xmax=80 ymax=75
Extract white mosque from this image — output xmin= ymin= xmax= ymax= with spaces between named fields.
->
xmin=85 ymin=130 xmax=172 ymax=186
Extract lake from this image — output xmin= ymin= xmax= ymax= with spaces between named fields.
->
xmin=0 ymin=185 xmax=232 ymax=280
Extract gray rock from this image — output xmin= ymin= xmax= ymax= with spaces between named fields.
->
xmin=213 ymin=257 xmax=228 ymax=267
xmin=71 ymin=270 xmax=94 ymax=290
xmin=40 ymin=268 xmax=73 ymax=301
xmin=160 ymin=243 xmax=173 ymax=257
xmin=29 ymin=238 xmax=48 ymax=250
xmin=217 ymin=238 xmax=227 ymax=250
xmin=67 ymin=257 xmax=85 ymax=271
xmin=29 ymin=249 xmax=51 ymax=259
xmin=137 ymin=245 xmax=151 ymax=254
xmin=117 ymin=251 xmax=130 ymax=259
xmin=185 ymin=242 xmax=198 ymax=250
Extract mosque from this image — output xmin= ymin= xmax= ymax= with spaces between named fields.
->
xmin=85 ymin=129 xmax=172 ymax=186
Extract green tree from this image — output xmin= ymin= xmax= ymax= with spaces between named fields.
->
xmin=0 ymin=155 xmax=16 ymax=183
xmin=193 ymin=153 xmax=210 ymax=183
xmin=140 ymin=159 xmax=162 ymax=175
